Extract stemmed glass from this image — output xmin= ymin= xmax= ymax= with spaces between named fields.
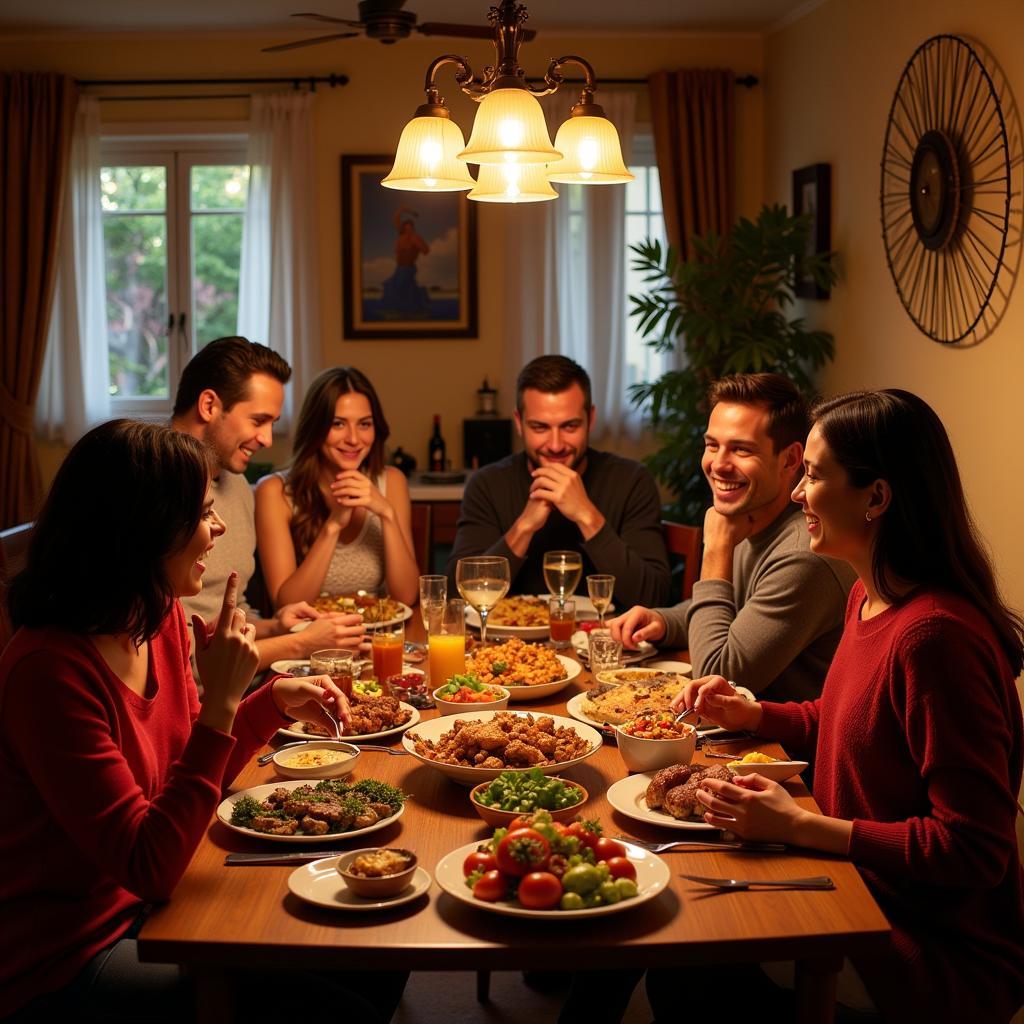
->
xmin=455 ymin=556 xmax=510 ymax=647
xmin=543 ymin=550 xmax=583 ymax=611
xmin=586 ymin=574 xmax=615 ymax=626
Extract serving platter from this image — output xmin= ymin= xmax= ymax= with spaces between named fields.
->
xmin=606 ymin=773 xmax=717 ymax=832
xmin=216 ymin=779 xmax=405 ymax=844
xmin=291 ymin=600 xmax=413 ymax=632
xmin=499 ymin=654 xmax=582 ymax=701
xmin=277 ymin=703 xmax=420 ymax=743
xmin=288 ymin=858 xmax=431 ymax=911
xmin=434 ymin=840 xmax=669 ymax=918
xmin=402 ymin=708 xmax=602 ymax=786
xmin=467 ymin=595 xmax=612 ymax=639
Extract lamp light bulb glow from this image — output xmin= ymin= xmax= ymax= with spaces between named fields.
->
xmin=498 ymin=119 xmax=525 ymax=149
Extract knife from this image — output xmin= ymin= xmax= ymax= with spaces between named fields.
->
xmin=225 ymin=851 xmax=347 ymax=865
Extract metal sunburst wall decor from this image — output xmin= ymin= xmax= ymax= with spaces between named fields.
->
xmin=880 ymin=34 xmax=1011 ymax=344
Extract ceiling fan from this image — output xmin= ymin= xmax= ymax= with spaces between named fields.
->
xmin=262 ymin=0 xmax=536 ymax=52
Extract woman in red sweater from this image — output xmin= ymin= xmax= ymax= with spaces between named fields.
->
xmin=0 ymin=420 xmax=352 ymax=1020
xmin=678 ymin=390 xmax=1024 ymax=1022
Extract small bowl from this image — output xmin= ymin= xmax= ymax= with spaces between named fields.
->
xmin=271 ymin=740 xmax=361 ymax=780
xmin=614 ymin=722 xmax=696 ymax=774
xmin=432 ymin=684 xmax=511 ymax=717
xmin=469 ymin=780 xmax=589 ymax=827
xmin=336 ymin=848 xmax=418 ymax=898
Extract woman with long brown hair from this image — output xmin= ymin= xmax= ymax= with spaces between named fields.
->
xmin=255 ymin=367 xmax=418 ymax=607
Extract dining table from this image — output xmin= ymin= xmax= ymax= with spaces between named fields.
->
xmin=138 ymin=618 xmax=890 ymax=1024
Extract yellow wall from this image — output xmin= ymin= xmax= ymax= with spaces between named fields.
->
xmin=764 ymin=0 xmax=1024 ymax=617
xmin=1 ymin=26 xmax=763 ymax=484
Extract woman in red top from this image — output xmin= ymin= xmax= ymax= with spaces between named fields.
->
xmin=679 ymin=390 xmax=1024 ymax=1022
xmin=0 ymin=420 xmax=352 ymax=1020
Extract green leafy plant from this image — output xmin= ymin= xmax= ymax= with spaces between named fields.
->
xmin=629 ymin=203 xmax=838 ymax=522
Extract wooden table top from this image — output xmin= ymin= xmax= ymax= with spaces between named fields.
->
xmin=139 ymin=643 xmax=890 ymax=976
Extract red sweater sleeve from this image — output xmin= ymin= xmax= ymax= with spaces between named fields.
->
xmin=848 ymin=618 xmax=1021 ymax=886
xmin=756 ymin=697 xmax=821 ymax=759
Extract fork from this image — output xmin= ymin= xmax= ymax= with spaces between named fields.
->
xmin=617 ymin=835 xmax=786 ymax=854
xmin=679 ymin=873 xmax=834 ymax=890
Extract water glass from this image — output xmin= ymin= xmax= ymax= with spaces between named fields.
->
xmin=419 ymin=574 xmax=447 ymax=631
xmin=588 ymin=631 xmax=622 ymax=676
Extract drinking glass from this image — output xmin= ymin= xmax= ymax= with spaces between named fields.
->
xmin=455 ymin=556 xmax=510 ymax=646
xmin=588 ymin=631 xmax=622 ymax=676
xmin=586 ymin=574 xmax=615 ymax=626
xmin=543 ymin=550 xmax=583 ymax=610
xmin=548 ymin=598 xmax=575 ymax=650
xmin=418 ymin=574 xmax=448 ymax=632
xmin=371 ymin=624 xmax=405 ymax=691
xmin=428 ymin=599 xmax=467 ymax=687
xmin=310 ymin=648 xmax=356 ymax=699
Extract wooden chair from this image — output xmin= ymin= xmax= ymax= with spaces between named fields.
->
xmin=661 ymin=520 xmax=702 ymax=601
xmin=410 ymin=501 xmax=431 ymax=576
xmin=0 ymin=522 xmax=34 ymax=649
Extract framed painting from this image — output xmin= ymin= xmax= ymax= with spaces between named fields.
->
xmin=792 ymin=163 xmax=831 ymax=299
xmin=341 ymin=154 xmax=478 ymax=339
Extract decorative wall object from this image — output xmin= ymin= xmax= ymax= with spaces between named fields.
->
xmin=341 ymin=154 xmax=478 ymax=339
xmin=792 ymin=163 xmax=831 ymax=299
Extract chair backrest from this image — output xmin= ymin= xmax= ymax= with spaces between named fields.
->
xmin=410 ymin=502 xmax=431 ymax=576
xmin=0 ymin=522 xmax=34 ymax=649
xmin=661 ymin=520 xmax=702 ymax=602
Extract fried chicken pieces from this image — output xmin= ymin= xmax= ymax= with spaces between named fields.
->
xmin=302 ymin=692 xmax=412 ymax=737
xmin=408 ymin=712 xmax=592 ymax=769
xmin=645 ymin=763 xmax=733 ymax=821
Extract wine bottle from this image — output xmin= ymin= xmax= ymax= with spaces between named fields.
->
xmin=429 ymin=414 xmax=447 ymax=472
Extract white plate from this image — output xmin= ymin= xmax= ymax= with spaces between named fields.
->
xmin=497 ymin=654 xmax=582 ymax=702
xmin=435 ymin=840 xmax=669 ymax=918
xmin=269 ymin=658 xmax=371 ymax=676
xmin=606 ymin=772 xmax=717 ymax=832
xmin=217 ymin=779 xmax=405 ymax=844
xmin=590 ymin=664 xmax=692 ymax=686
xmin=468 ymin=596 xmax=613 ymax=639
xmin=402 ymin=708 xmax=602 ymax=786
xmin=729 ymin=760 xmax=808 ymax=782
xmin=290 ymin=601 xmax=413 ymax=632
xmin=288 ymin=859 xmax=431 ymax=911
xmin=277 ymin=702 xmax=420 ymax=742
xmin=565 ymin=691 xmax=614 ymax=730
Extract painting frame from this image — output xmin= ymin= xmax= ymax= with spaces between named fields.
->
xmin=341 ymin=154 xmax=478 ymax=339
xmin=792 ymin=163 xmax=831 ymax=300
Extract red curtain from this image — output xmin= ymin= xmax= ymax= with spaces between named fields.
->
xmin=648 ymin=69 xmax=735 ymax=260
xmin=0 ymin=72 xmax=78 ymax=529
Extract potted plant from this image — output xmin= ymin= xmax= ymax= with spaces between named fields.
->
xmin=628 ymin=203 xmax=838 ymax=523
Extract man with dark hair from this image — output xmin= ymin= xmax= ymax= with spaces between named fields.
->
xmin=447 ymin=354 xmax=670 ymax=608
xmin=172 ymin=337 xmax=365 ymax=675
xmin=610 ymin=372 xmax=855 ymax=702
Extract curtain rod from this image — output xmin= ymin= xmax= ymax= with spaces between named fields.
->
xmin=78 ymin=73 xmax=349 ymax=91
xmin=531 ymin=75 xmax=758 ymax=87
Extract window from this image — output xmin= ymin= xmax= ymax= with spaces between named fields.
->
xmin=624 ymin=131 xmax=669 ymax=389
xmin=100 ymin=138 xmax=249 ymax=412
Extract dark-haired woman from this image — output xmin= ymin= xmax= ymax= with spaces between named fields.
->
xmin=0 ymin=420 xmax=352 ymax=1020
xmin=675 ymin=390 xmax=1024 ymax=1022
xmin=255 ymin=367 xmax=418 ymax=607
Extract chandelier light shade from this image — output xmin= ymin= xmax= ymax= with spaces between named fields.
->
xmin=458 ymin=87 xmax=561 ymax=166
xmin=547 ymin=110 xmax=634 ymax=184
xmin=382 ymin=110 xmax=476 ymax=191
xmin=468 ymin=162 xmax=558 ymax=203
xmin=383 ymin=0 xmax=631 ymax=204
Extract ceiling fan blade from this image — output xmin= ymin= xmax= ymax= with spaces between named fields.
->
xmin=291 ymin=12 xmax=364 ymax=27
xmin=262 ymin=31 xmax=361 ymax=53
xmin=417 ymin=21 xmax=533 ymax=41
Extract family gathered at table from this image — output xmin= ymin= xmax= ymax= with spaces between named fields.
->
xmin=1 ymin=338 xmax=1022 ymax=1023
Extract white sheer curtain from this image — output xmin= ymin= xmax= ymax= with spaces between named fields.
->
xmin=36 ymin=95 xmax=110 ymax=442
xmin=237 ymin=92 xmax=320 ymax=431
xmin=504 ymin=89 xmax=637 ymax=438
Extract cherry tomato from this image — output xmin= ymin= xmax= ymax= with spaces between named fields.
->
xmin=463 ymin=850 xmax=498 ymax=877
xmin=604 ymin=856 xmax=637 ymax=881
xmin=594 ymin=837 xmax=627 ymax=861
xmin=472 ymin=870 xmax=508 ymax=903
xmin=508 ymin=815 xmax=535 ymax=833
xmin=495 ymin=828 xmax=551 ymax=877
xmin=517 ymin=871 xmax=563 ymax=910
xmin=565 ymin=821 xmax=601 ymax=850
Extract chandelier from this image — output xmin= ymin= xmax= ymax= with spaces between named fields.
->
xmin=382 ymin=0 xmax=633 ymax=203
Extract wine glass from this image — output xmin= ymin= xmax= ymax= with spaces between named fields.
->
xmin=543 ymin=550 xmax=583 ymax=611
xmin=586 ymin=574 xmax=615 ymax=626
xmin=455 ymin=556 xmax=510 ymax=647
xmin=418 ymin=574 xmax=447 ymax=633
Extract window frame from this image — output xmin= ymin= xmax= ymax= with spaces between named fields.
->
xmin=100 ymin=129 xmax=248 ymax=417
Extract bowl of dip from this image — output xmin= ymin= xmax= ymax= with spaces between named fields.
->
xmin=271 ymin=740 xmax=361 ymax=780
xmin=337 ymin=848 xmax=418 ymax=898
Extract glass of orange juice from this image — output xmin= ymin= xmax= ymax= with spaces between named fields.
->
xmin=428 ymin=599 xmax=467 ymax=688
xmin=371 ymin=624 xmax=404 ymax=691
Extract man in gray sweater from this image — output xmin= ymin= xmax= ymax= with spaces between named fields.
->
xmin=609 ymin=373 xmax=854 ymax=703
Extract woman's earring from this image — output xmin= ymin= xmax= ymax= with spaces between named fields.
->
xmin=865 ymin=512 xmax=873 ymax=523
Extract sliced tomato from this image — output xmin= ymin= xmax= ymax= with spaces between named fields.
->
xmin=495 ymin=828 xmax=551 ymax=877
xmin=463 ymin=850 xmax=498 ymax=877
xmin=517 ymin=871 xmax=563 ymax=910
xmin=594 ymin=837 xmax=627 ymax=861
xmin=604 ymin=856 xmax=637 ymax=881
xmin=472 ymin=870 xmax=508 ymax=902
